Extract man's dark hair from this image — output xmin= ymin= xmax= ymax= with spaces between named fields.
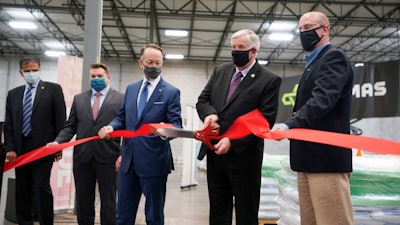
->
xmin=90 ymin=63 xmax=110 ymax=75
xmin=19 ymin=55 xmax=41 ymax=69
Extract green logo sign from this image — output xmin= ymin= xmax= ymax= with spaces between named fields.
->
xmin=282 ymin=84 xmax=298 ymax=106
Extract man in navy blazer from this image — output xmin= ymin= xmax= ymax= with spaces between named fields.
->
xmin=47 ymin=63 xmax=124 ymax=225
xmin=99 ymin=43 xmax=182 ymax=225
xmin=4 ymin=56 xmax=66 ymax=225
xmin=196 ymin=29 xmax=281 ymax=225
xmin=273 ymin=11 xmax=354 ymax=225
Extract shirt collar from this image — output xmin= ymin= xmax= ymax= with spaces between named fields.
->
xmin=305 ymin=43 xmax=330 ymax=68
xmin=235 ymin=60 xmax=256 ymax=77
xmin=26 ymin=81 xmax=39 ymax=89
xmin=91 ymin=85 xmax=110 ymax=96
xmin=142 ymin=74 xmax=161 ymax=87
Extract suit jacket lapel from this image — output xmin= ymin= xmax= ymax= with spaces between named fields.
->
xmin=132 ymin=82 xmax=141 ymax=121
xmin=32 ymin=80 xmax=44 ymax=114
xmin=216 ymin=66 xmax=235 ymax=110
xmin=17 ymin=86 xmax=25 ymax=121
xmin=223 ymin=63 xmax=260 ymax=109
xmin=83 ymin=91 xmax=93 ymax=120
xmin=99 ymin=89 xmax=115 ymax=118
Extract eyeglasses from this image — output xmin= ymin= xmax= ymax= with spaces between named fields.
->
xmin=298 ymin=24 xmax=325 ymax=32
xmin=141 ymin=59 xmax=163 ymax=67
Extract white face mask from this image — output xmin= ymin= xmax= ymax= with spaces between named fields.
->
xmin=24 ymin=71 xmax=40 ymax=84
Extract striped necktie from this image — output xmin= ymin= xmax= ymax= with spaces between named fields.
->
xmin=22 ymin=85 xmax=33 ymax=136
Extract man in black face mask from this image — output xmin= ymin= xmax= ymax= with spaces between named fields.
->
xmin=272 ymin=11 xmax=354 ymax=225
xmin=196 ymin=29 xmax=281 ymax=225
xmin=98 ymin=43 xmax=182 ymax=225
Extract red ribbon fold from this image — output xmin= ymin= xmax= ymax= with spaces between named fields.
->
xmin=4 ymin=109 xmax=400 ymax=172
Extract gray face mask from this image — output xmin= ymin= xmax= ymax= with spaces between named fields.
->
xmin=144 ymin=66 xmax=161 ymax=79
xmin=24 ymin=71 xmax=40 ymax=84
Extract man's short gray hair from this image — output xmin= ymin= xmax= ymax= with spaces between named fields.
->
xmin=231 ymin=29 xmax=260 ymax=51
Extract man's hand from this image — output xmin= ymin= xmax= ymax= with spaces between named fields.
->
xmin=271 ymin=123 xmax=289 ymax=132
xmin=271 ymin=123 xmax=289 ymax=141
xmin=115 ymin=156 xmax=122 ymax=172
xmin=6 ymin=151 xmax=17 ymax=162
xmin=214 ymin=137 xmax=231 ymax=155
xmin=99 ymin=126 xmax=113 ymax=139
xmin=204 ymin=114 xmax=220 ymax=133
xmin=54 ymin=151 xmax=63 ymax=162
xmin=151 ymin=122 xmax=167 ymax=140
xmin=46 ymin=142 xmax=62 ymax=162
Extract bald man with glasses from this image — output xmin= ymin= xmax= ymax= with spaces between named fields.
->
xmin=273 ymin=11 xmax=354 ymax=225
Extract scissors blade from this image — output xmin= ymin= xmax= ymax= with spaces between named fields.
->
xmin=157 ymin=127 xmax=195 ymax=138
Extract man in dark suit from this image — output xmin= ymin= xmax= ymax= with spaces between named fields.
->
xmin=196 ymin=29 xmax=281 ymax=225
xmin=98 ymin=43 xmax=182 ymax=225
xmin=47 ymin=63 xmax=124 ymax=225
xmin=272 ymin=11 xmax=354 ymax=225
xmin=4 ymin=56 xmax=66 ymax=225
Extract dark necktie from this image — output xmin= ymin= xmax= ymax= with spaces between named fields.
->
xmin=22 ymin=85 xmax=33 ymax=136
xmin=138 ymin=81 xmax=150 ymax=118
xmin=226 ymin=72 xmax=243 ymax=101
xmin=92 ymin=92 xmax=101 ymax=120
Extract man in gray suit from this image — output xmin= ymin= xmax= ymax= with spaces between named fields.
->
xmin=47 ymin=63 xmax=124 ymax=225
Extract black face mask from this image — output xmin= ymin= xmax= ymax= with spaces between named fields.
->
xmin=144 ymin=66 xmax=161 ymax=79
xmin=300 ymin=26 xmax=323 ymax=51
xmin=231 ymin=49 xmax=252 ymax=67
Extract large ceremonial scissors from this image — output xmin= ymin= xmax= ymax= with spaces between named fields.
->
xmin=151 ymin=123 xmax=219 ymax=150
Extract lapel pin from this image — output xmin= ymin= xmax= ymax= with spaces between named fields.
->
xmin=41 ymin=86 xmax=45 ymax=90
xmin=251 ymin=74 xmax=255 ymax=78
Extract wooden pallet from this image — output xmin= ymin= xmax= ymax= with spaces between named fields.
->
xmin=258 ymin=218 xmax=277 ymax=225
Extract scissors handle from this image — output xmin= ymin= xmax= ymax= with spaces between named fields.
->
xmin=194 ymin=122 xmax=219 ymax=151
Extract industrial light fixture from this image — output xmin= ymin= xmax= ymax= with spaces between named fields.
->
xmin=9 ymin=21 xmax=37 ymax=29
xmin=258 ymin=60 xmax=268 ymax=65
xmin=268 ymin=33 xmax=294 ymax=41
xmin=355 ymin=63 xmax=365 ymax=67
xmin=165 ymin=54 xmax=184 ymax=59
xmin=6 ymin=9 xmax=36 ymax=19
xmin=165 ymin=30 xmax=188 ymax=37
xmin=45 ymin=50 xmax=66 ymax=57
xmin=268 ymin=21 xmax=298 ymax=31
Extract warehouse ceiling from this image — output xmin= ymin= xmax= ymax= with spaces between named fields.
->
xmin=0 ymin=0 xmax=399 ymax=65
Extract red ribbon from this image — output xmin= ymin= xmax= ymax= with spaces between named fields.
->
xmin=3 ymin=124 xmax=173 ymax=172
xmin=215 ymin=109 xmax=400 ymax=155
xmin=4 ymin=110 xmax=400 ymax=172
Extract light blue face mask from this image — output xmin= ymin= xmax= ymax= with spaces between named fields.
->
xmin=91 ymin=77 xmax=107 ymax=91
xmin=24 ymin=71 xmax=40 ymax=84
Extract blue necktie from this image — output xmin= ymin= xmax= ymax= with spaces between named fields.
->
xmin=138 ymin=81 xmax=150 ymax=118
xmin=22 ymin=85 xmax=33 ymax=136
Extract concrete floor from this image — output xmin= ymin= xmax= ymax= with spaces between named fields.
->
xmin=0 ymin=163 xmax=211 ymax=225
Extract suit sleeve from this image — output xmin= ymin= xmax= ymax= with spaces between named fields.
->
xmin=259 ymin=75 xmax=282 ymax=128
xmin=4 ymin=90 xmax=16 ymax=152
xmin=53 ymin=84 xmax=67 ymax=134
xmin=166 ymin=89 xmax=183 ymax=129
xmin=109 ymin=90 xmax=127 ymax=130
xmin=55 ymin=96 xmax=78 ymax=143
xmin=196 ymin=67 xmax=219 ymax=121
